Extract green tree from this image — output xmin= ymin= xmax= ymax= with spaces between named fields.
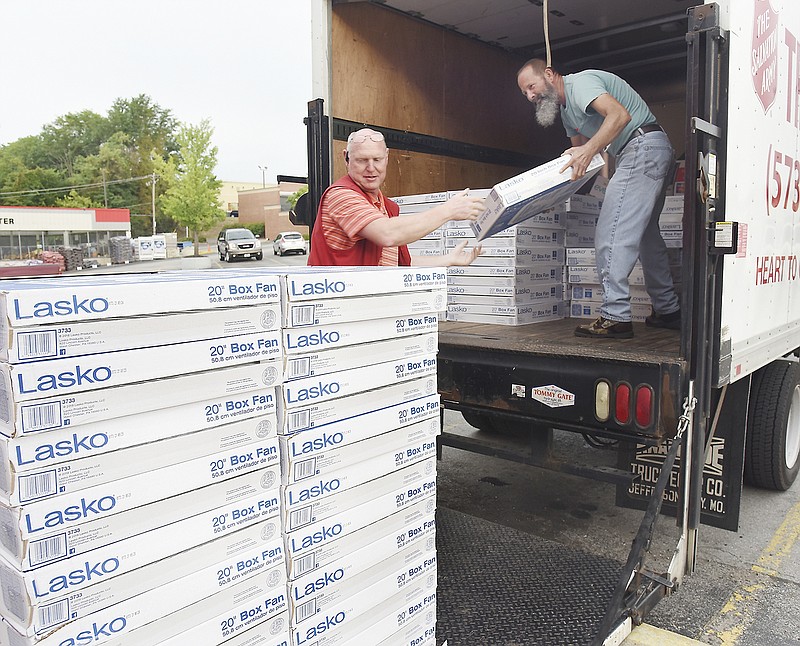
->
xmin=158 ymin=119 xmax=224 ymax=256
xmin=56 ymin=190 xmax=99 ymax=209
xmin=287 ymin=185 xmax=308 ymax=209
xmin=41 ymin=110 xmax=110 ymax=177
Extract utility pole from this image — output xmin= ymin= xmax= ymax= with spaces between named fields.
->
xmin=258 ymin=165 xmax=268 ymax=188
xmin=151 ymin=172 xmax=157 ymax=235
xmin=101 ymin=169 xmax=108 ymax=208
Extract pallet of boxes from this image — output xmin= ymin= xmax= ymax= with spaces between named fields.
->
xmin=400 ymin=153 xmax=605 ymax=326
xmin=0 ymin=265 xmax=441 ymax=646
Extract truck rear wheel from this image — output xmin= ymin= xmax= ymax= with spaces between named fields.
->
xmin=745 ymin=360 xmax=800 ymax=491
xmin=461 ymin=410 xmax=496 ymax=432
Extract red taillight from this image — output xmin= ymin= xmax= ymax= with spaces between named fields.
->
xmin=615 ymin=383 xmax=631 ymax=424
xmin=635 ymin=385 xmax=654 ymax=428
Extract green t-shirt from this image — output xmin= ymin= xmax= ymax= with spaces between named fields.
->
xmin=560 ymin=70 xmax=656 ymax=156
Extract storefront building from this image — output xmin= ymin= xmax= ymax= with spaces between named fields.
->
xmin=0 ymin=206 xmax=131 ymax=260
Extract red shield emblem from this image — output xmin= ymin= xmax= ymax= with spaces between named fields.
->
xmin=751 ymin=0 xmax=780 ymax=113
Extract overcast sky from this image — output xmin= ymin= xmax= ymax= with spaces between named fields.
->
xmin=0 ymin=1 xmax=313 ymax=184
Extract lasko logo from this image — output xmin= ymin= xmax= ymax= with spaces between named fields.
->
xmin=290 ymin=279 xmax=346 ymax=296
xmin=17 ymin=365 xmax=112 ymax=394
xmin=751 ymin=0 xmax=779 ymax=112
xmin=33 ymin=557 xmax=120 ymax=597
xmin=285 ymin=329 xmax=341 ymax=349
xmin=56 ymin=617 xmax=127 ymax=645
xmin=288 ymin=478 xmax=340 ymax=504
xmin=13 ymin=295 xmax=110 ymax=321
xmin=291 ymin=522 xmax=343 ymax=551
xmin=17 ymin=432 xmax=109 ymax=465
xmin=296 ymin=610 xmax=346 ymax=643
xmin=294 ymin=567 xmax=345 ymax=601
xmin=26 ymin=495 xmax=117 ymax=533
xmin=285 ymin=380 xmax=340 ymax=403
xmin=291 ymin=431 xmax=345 ymax=457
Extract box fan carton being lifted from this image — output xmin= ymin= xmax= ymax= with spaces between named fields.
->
xmin=471 ymin=153 xmax=605 ymax=241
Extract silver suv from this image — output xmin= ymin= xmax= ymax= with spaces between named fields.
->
xmin=217 ymin=228 xmax=263 ymax=262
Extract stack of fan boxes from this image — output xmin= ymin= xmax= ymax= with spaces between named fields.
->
xmin=276 ymin=267 xmax=440 ymax=646
xmin=0 ymin=266 xmax=446 ymax=646
xmin=0 ymin=272 xmax=290 ymax=646
xmin=567 ymin=188 xmax=684 ymax=322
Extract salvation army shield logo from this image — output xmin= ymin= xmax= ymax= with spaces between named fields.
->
xmin=751 ymin=0 xmax=780 ymax=112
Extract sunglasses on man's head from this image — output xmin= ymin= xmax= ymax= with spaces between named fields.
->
xmin=347 ymin=131 xmax=385 ymax=144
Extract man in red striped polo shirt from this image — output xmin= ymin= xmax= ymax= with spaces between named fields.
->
xmin=307 ymin=128 xmax=486 ymax=267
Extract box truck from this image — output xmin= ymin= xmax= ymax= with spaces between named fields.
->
xmin=305 ymin=1 xmax=800 ymax=642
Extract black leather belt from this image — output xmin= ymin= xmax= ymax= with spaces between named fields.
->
xmin=622 ymin=123 xmax=664 ymax=150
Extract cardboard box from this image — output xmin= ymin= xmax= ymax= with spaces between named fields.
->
xmin=447 ymin=283 xmax=560 ymax=298
xmin=62 ymin=566 xmax=289 ymax=646
xmin=564 ymin=194 xmax=603 ymax=215
xmin=564 ymin=227 xmax=596 ymax=248
xmin=280 ymin=355 xmax=437 ymax=411
xmin=279 ymin=395 xmax=440 ymax=482
xmin=0 ymin=466 xmax=280 ymax=572
xmin=447 ymin=266 xmax=562 ymax=287
xmin=406 ymin=239 xmax=445 ymax=252
xmin=391 ymin=192 xmax=449 ymax=206
xmin=291 ymin=568 xmax=437 ymax=646
xmin=587 ymin=174 xmax=608 ymax=200
xmin=0 ymin=388 xmax=277 ymax=473
xmin=0 ymin=361 xmax=282 ymax=437
xmin=293 ymin=584 xmax=436 ymax=646
xmin=283 ymin=289 xmax=446 ymax=328
xmin=446 ymin=228 xmax=565 ymax=248
xmin=661 ymin=195 xmax=685 ymax=214
xmin=566 ymin=247 xmax=597 ymax=266
xmin=1 ymin=303 xmax=281 ymax=364
xmin=193 ymin=612 xmax=291 ymax=646
xmin=289 ymin=542 xmax=436 ymax=627
xmin=569 ymin=302 xmax=652 ymax=321
xmin=446 ymin=301 xmax=566 ymax=325
xmin=289 ymin=525 xmax=434 ymax=608
xmin=0 ymin=272 xmax=282 ymax=328
xmin=372 ymin=611 xmax=436 ymax=646
xmin=197 ymin=612 xmax=291 ymax=646
xmin=1 ymin=518 xmax=284 ymax=638
xmin=281 ymin=416 xmax=441 ymax=485
xmin=447 ymin=285 xmax=564 ymax=307
xmin=569 ymin=285 xmax=651 ymax=305
xmin=279 ymin=267 xmax=447 ymax=302
xmin=281 ymin=421 xmax=438 ymax=512
xmin=1 ymin=330 xmax=283 ymax=403
xmin=286 ymin=499 xmax=436 ymax=580
xmin=283 ymin=459 xmax=436 ymax=556
xmin=564 ymin=212 xmax=599 ymax=228
xmin=471 ymin=154 xmax=604 ymax=241
xmin=278 ymin=377 xmax=438 ymax=435
xmin=283 ymin=315 xmax=438 ymax=355
xmin=567 ymin=265 xmax=646 ymax=285
xmin=282 ymin=458 xmax=437 ymax=532
xmin=2 ymin=437 xmax=280 ymax=538
xmin=285 ymin=333 xmax=438 ymax=382
xmin=0 ymin=413 xmax=277 ymax=504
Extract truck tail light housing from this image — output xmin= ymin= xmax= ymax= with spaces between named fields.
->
xmin=594 ymin=381 xmax=655 ymax=431
xmin=615 ymin=382 xmax=632 ymax=424
xmin=635 ymin=385 xmax=654 ymax=428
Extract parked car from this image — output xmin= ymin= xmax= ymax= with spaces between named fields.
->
xmin=273 ymin=232 xmax=307 ymax=256
xmin=217 ymin=228 xmax=263 ymax=262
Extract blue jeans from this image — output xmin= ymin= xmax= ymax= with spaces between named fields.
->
xmin=596 ymin=130 xmax=679 ymax=321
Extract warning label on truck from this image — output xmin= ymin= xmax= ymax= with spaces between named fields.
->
xmin=530 ymin=385 xmax=575 ymax=408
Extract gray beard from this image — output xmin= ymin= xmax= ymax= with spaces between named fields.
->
xmin=535 ymin=94 xmax=560 ymax=127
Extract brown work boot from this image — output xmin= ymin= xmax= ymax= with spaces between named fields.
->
xmin=645 ymin=309 xmax=681 ymax=330
xmin=574 ymin=316 xmax=634 ymax=339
